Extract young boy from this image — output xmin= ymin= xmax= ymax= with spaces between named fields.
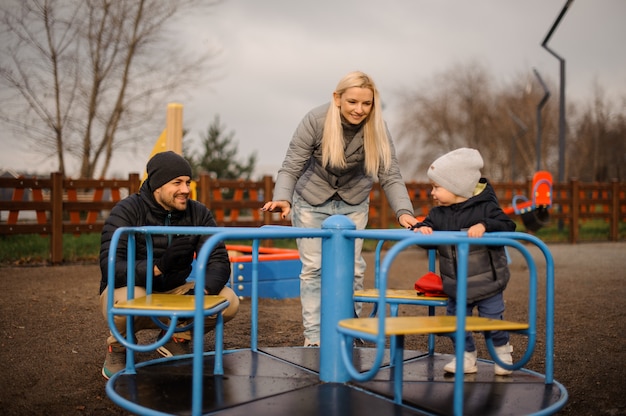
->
xmin=411 ymin=148 xmax=516 ymax=375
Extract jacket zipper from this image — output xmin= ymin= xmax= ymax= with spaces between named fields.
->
xmin=165 ymin=212 xmax=172 ymax=245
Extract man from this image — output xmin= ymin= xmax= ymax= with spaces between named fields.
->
xmin=99 ymin=151 xmax=239 ymax=379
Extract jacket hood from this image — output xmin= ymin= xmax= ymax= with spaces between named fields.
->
xmin=138 ymin=180 xmax=186 ymax=223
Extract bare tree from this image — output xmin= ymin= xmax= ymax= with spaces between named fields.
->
xmin=395 ymin=61 xmax=560 ymax=182
xmin=568 ymin=84 xmax=626 ymax=182
xmin=496 ymin=71 xmax=559 ymax=180
xmin=0 ymin=0 xmax=219 ymax=178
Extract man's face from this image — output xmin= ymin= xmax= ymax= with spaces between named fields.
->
xmin=153 ymin=175 xmax=191 ymax=211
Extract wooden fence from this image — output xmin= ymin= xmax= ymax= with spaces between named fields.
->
xmin=1 ymin=172 xmax=625 ymax=263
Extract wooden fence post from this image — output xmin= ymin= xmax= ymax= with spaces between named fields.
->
xmin=262 ymin=175 xmax=274 ymax=225
xmin=610 ymin=179 xmax=619 ymax=241
xmin=570 ymin=179 xmax=579 ymax=244
xmin=379 ymin=189 xmax=389 ymax=229
xmin=197 ymin=172 xmax=210 ymax=208
xmin=50 ymin=172 xmax=64 ymax=264
xmin=129 ymin=173 xmax=140 ymax=195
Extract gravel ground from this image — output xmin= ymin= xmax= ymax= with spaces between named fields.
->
xmin=0 ymin=241 xmax=624 ymax=415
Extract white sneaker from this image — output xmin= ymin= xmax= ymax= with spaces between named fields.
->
xmin=304 ymin=338 xmax=319 ymax=347
xmin=444 ymin=350 xmax=477 ymax=374
xmin=494 ymin=343 xmax=514 ymax=375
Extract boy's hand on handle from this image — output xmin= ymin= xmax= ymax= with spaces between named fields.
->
xmin=467 ymin=223 xmax=486 ymax=238
xmin=412 ymin=225 xmax=433 ymax=235
xmin=261 ymin=200 xmax=291 ymax=219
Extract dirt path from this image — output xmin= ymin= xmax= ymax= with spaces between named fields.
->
xmin=0 ymin=242 xmax=624 ymax=415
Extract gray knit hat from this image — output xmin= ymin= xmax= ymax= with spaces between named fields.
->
xmin=427 ymin=148 xmax=483 ymax=198
xmin=147 ymin=151 xmax=192 ymax=190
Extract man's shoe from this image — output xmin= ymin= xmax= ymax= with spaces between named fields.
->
xmin=156 ymin=331 xmax=191 ymax=357
xmin=494 ymin=343 xmax=514 ymax=375
xmin=444 ymin=350 xmax=478 ymax=374
xmin=102 ymin=344 xmax=126 ymax=380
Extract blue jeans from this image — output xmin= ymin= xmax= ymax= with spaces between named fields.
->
xmin=445 ymin=291 xmax=509 ymax=351
xmin=291 ymin=192 xmax=369 ymax=344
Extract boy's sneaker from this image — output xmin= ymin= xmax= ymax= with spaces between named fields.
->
xmin=102 ymin=344 xmax=126 ymax=380
xmin=444 ymin=350 xmax=478 ymax=374
xmin=156 ymin=331 xmax=191 ymax=357
xmin=494 ymin=343 xmax=514 ymax=375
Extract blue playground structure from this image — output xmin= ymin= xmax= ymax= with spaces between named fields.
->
xmin=226 ymin=245 xmax=301 ymax=299
xmin=105 ymin=216 xmax=568 ymax=415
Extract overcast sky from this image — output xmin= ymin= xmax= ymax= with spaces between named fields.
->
xmin=1 ymin=0 xmax=625 ymax=179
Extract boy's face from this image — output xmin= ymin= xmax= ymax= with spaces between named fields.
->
xmin=430 ymin=182 xmax=465 ymax=206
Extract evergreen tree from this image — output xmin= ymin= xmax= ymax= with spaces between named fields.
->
xmin=188 ymin=115 xmax=256 ymax=180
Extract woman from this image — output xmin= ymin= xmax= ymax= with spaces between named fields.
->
xmin=262 ymin=71 xmax=417 ymax=346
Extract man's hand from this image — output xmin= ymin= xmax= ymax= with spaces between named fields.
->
xmin=156 ymin=237 xmax=195 ymax=275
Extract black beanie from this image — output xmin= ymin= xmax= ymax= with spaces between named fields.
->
xmin=147 ymin=151 xmax=192 ymax=190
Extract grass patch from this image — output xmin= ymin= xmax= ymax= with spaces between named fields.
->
xmin=0 ymin=233 xmax=101 ymax=265
xmin=1 ymin=220 xmax=624 ymax=265
xmin=524 ymin=219 xmax=626 ymax=243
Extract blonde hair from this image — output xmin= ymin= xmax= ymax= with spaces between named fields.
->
xmin=322 ymin=71 xmax=392 ymax=177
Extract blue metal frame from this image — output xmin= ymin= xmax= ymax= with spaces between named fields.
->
xmin=335 ymin=227 xmax=558 ymax=415
xmin=105 ymin=226 xmax=232 ymax=415
xmin=353 ymin=240 xmax=445 ymax=356
xmin=103 ymin=217 xmax=566 ymax=416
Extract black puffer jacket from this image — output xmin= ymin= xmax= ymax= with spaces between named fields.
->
xmin=99 ymin=181 xmax=230 ymax=295
xmin=417 ymin=179 xmax=516 ymax=303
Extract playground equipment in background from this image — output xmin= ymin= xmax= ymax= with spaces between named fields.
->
xmin=187 ymin=245 xmax=301 ymax=300
xmin=503 ymin=170 xmax=553 ymax=232
xmin=146 ymin=103 xmax=183 ymax=163
xmin=143 ymin=103 xmax=199 ymax=199
xmin=226 ymin=245 xmax=301 ymax=299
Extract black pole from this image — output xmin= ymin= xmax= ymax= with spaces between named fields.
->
xmin=541 ymin=0 xmax=573 ymax=184
xmin=541 ymin=0 xmax=573 ymax=231
xmin=533 ymin=69 xmax=551 ymax=172
xmin=507 ymin=110 xmax=528 ymax=181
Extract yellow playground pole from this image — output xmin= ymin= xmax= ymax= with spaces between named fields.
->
xmin=143 ymin=103 xmax=197 ymax=199
xmin=148 ymin=102 xmax=183 ymax=162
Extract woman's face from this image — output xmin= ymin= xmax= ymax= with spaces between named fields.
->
xmin=333 ymin=87 xmax=373 ymax=125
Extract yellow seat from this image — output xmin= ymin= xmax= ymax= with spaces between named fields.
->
xmin=339 ymin=315 xmax=529 ymax=337
xmin=354 ymin=288 xmax=447 ymax=302
xmin=354 ymin=247 xmax=448 ymax=356
xmin=338 ymin=234 xmax=551 ymax=412
xmin=105 ymin=229 xmax=232 ymax=405
xmin=354 ymin=289 xmax=448 ymax=356
xmin=115 ymin=294 xmax=227 ymax=312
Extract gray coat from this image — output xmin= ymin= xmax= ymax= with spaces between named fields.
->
xmin=273 ymin=103 xmax=413 ymax=219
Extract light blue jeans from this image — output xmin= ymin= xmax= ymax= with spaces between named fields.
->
xmin=291 ymin=192 xmax=369 ymax=344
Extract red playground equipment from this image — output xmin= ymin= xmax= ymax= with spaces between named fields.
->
xmin=503 ymin=171 xmax=553 ymax=232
